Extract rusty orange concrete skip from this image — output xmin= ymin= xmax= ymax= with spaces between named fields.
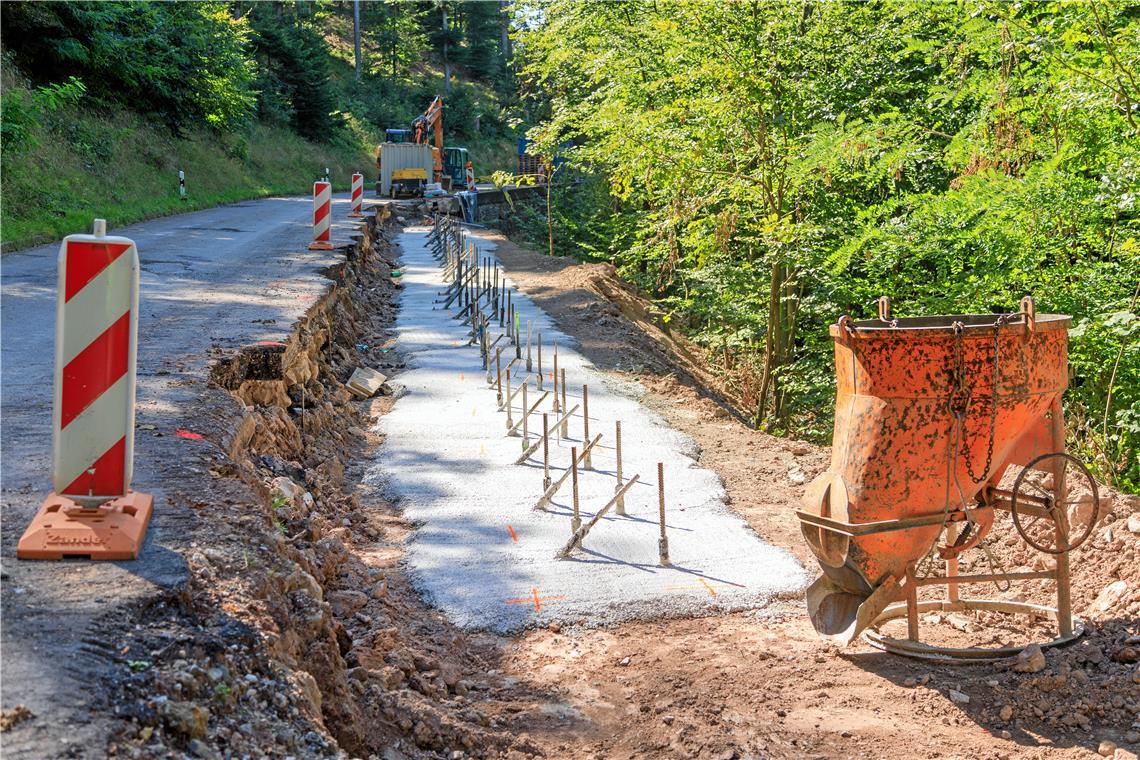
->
xmin=798 ymin=300 xmax=1070 ymax=645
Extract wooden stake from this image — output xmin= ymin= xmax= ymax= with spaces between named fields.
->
xmin=522 ymin=382 xmax=529 ymax=442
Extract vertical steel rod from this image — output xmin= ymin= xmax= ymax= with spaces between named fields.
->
xmin=560 ymin=368 xmax=569 ymax=437
xmin=537 ymin=332 xmax=543 ymax=390
xmin=582 ymin=384 xmax=592 ymax=469
xmin=658 ymin=462 xmax=670 ymax=566
xmin=552 ymin=342 xmax=561 ymax=414
xmin=542 ymin=413 xmax=551 ymax=489
xmin=614 ymin=421 xmax=625 ymax=515
xmin=571 ymin=448 xmax=581 ymax=532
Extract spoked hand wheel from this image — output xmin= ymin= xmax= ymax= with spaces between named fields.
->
xmin=1011 ymin=452 xmax=1099 ymax=555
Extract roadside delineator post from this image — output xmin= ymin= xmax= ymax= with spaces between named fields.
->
xmin=309 ymin=180 xmax=334 ymax=251
xmin=18 ymin=219 xmax=154 ymax=560
xmin=178 ymin=169 xmax=186 ymax=201
xmin=349 ymin=172 xmax=363 ymax=218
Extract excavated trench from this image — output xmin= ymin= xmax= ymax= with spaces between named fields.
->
xmin=107 ymin=212 xmax=548 ymax=759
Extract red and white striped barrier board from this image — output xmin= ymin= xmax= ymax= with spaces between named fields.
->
xmin=310 ymin=180 xmax=333 ymax=250
xmin=18 ymin=218 xmax=153 ymax=560
xmin=349 ymin=173 xmax=363 ymax=218
xmin=465 ymin=162 xmax=477 ymax=192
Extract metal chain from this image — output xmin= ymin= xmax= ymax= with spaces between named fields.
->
xmin=950 ymin=314 xmax=1012 ymax=484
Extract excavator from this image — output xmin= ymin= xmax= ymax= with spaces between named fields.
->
xmin=411 ymin=96 xmax=470 ymax=191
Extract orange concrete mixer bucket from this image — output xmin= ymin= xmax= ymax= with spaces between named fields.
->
xmin=798 ymin=297 xmax=1095 ymax=658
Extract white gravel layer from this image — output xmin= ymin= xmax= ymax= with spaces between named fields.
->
xmin=366 ymin=228 xmax=808 ymax=631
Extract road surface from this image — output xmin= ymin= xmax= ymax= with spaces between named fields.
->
xmin=0 ymin=194 xmax=359 ymax=757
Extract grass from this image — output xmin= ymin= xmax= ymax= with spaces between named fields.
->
xmin=1 ymin=100 xmax=375 ymax=252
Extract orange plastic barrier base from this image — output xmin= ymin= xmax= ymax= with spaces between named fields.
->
xmin=308 ymin=241 xmax=334 ymax=250
xmin=17 ymin=491 xmax=153 ymax=561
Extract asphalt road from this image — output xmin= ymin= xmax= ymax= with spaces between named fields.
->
xmin=0 ymin=194 xmax=360 ymax=757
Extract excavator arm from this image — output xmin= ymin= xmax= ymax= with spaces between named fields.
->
xmin=412 ymin=96 xmax=445 ymax=186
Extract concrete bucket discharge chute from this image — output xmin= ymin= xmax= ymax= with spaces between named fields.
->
xmin=797 ymin=297 xmax=1099 ymax=660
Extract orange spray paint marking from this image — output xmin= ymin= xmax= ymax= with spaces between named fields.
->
xmin=506 ymin=589 xmax=565 ymax=611
xmin=699 ymin=579 xmax=719 ymax=598
xmin=459 ymin=373 xmax=465 ymax=381
xmin=175 ymin=429 xmax=204 ymax=440
xmin=508 ymin=525 xmax=518 ymax=542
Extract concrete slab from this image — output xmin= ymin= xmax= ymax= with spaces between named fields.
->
xmin=368 ymin=228 xmax=808 ymax=632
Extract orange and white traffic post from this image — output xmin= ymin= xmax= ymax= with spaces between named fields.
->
xmin=349 ymin=172 xmax=363 ymax=218
xmin=18 ymin=219 xmax=153 ymax=560
xmin=310 ymin=180 xmax=333 ymax=250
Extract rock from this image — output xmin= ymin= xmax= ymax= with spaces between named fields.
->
xmin=618 ymin=657 xmax=631 ymax=667
xmin=1089 ymin=580 xmax=1128 ymax=616
xmin=661 ymin=715 xmax=675 ymax=725
xmin=370 ymin=580 xmax=388 ymax=599
xmin=1127 ymin=513 xmax=1140 ymax=534
xmin=1113 ymin=646 xmax=1140 ymax=663
xmin=188 ymin=738 xmax=217 ymax=758
xmin=947 ymin=688 xmax=970 ymax=705
xmin=999 ymin=705 xmax=1013 ymax=722
xmin=1126 ymin=730 xmax=1140 ymax=745
xmin=548 ymin=621 xmax=562 ymax=633
xmin=1000 ymin=730 xmax=1012 ymax=740
xmin=1133 ymin=665 xmax=1140 ymax=684
xmin=1011 ymin=643 xmax=1046 ymax=674
xmin=1114 ymin=749 xmax=1139 ymax=760
xmin=787 ymin=469 xmax=806 ymax=486
xmin=162 ymin=701 xmax=209 ymax=739
xmin=1100 ymin=741 xmax=1117 ymax=757
xmin=271 ymin=476 xmax=302 ymax=504
xmin=386 ymin=648 xmax=415 ymax=673
xmin=327 ymin=590 xmax=368 ymax=617
xmin=946 ymin=613 xmax=972 ymax=632
xmin=902 ymin=677 xmax=917 ymax=688
xmin=1077 ymin=643 xmax=1105 ymax=665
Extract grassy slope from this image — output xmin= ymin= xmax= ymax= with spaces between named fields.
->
xmin=0 ymin=98 xmax=375 ymax=252
xmin=2 ymin=7 xmax=518 ymax=252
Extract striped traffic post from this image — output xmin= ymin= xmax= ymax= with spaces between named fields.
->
xmin=309 ymin=180 xmax=333 ymax=250
xmin=465 ymin=161 xmax=477 ymax=192
xmin=18 ymin=219 xmax=154 ymax=560
xmin=349 ymin=172 xmax=363 ymax=218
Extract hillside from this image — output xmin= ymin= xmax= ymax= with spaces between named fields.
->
xmin=0 ymin=1 xmax=519 ymax=251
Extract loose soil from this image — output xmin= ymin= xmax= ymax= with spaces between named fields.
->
xmin=480 ymin=228 xmax=1140 ymax=760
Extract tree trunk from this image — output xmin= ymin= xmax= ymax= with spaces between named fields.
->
xmin=353 ymin=0 xmax=362 ymax=81
xmin=443 ymin=6 xmax=452 ymax=94
xmin=755 ymin=261 xmax=782 ymax=427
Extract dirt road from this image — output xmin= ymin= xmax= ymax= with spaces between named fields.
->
xmin=0 ymin=195 xmax=357 ymax=757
